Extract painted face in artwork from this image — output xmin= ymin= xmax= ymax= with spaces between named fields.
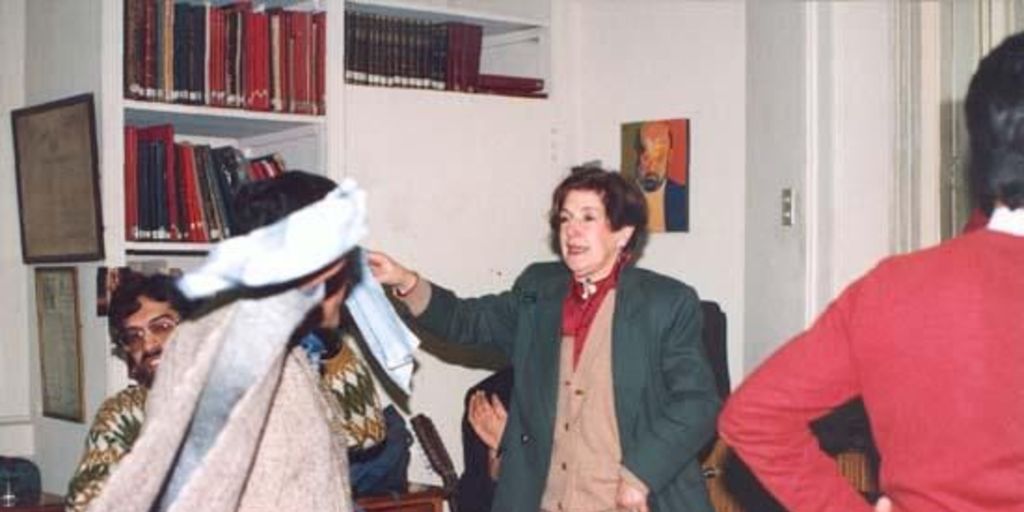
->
xmin=558 ymin=190 xmax=634 ymax=280
xmin=637 ymin=121 xmax=672 ymax=192
xmin=119 ymin=296 xmax=180 ymax=388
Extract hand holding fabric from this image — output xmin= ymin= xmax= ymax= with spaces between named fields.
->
xmin=366 ymin=250 xmax=418 ymax=294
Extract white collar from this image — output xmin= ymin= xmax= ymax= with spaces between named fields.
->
xmin=987 ymin=206 xmax=1024 ymax=236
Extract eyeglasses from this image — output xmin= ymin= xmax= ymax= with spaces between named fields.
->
xmin=118 ymin=316 xmax=179 ymax=348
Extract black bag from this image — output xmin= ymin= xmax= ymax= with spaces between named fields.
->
xmin=0 ymin=456 xmax=41 ymax=504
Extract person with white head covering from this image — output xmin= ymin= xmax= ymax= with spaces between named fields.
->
xmin=88 ymin=171 xmax=417 ymax=512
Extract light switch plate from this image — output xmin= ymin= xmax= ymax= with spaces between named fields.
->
xmin=781 ymin=188 xmax=794 ymax=226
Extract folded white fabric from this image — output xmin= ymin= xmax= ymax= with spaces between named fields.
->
xmin=178 ymin=179 xmax=368 ymax=297
xmin=177 ymin=178 xmax=419 ymax=392
xmin=346 ymin=250 xmax=419 ymax=393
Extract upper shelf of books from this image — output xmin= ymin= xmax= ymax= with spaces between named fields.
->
xmin=346 ymin=0 xmax=549 ymax=36
xmin=122 ymin=0 xmax=328 ymax=131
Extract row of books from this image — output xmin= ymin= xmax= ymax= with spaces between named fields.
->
xmin=344 ymin=11 xmax=545 ymax=97
xmin=124 ymin=0 xmax=326 ymax=115
xmin=124 ymin=124 xmax=286 ymax=243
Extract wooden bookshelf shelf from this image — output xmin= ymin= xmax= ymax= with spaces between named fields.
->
xmin=124 ymin=100 xmax=325 ymax=138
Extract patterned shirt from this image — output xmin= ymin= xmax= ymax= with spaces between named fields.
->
xmin=65 ymin=337 xmax=385 ymax=511
xmin=65 ymin=386 xmax=146 ymax=512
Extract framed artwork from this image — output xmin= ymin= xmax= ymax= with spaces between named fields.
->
xmin=11 ymin=93 xmax=104 ymax=263
xmin=35 ymin=267 xmax=84 ymax=422
xmin=621 ymin=118 xmax=691 ymax=232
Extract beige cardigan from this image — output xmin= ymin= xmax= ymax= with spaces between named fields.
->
xmin=88 ymin=289 xmax=353 ymax=512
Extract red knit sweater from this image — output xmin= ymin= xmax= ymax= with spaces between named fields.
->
xmin=720 ymin=230 xmax=1024 ymax=511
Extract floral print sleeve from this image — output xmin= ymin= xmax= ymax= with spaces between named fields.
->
xmin=65 ymin=386 xmax=147 ymax=512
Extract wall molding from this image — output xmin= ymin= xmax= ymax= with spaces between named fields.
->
xmin=0 ymin=414 xmax=31 ymax=426
xmin=803 ymin=1 xmax=833 ymax=325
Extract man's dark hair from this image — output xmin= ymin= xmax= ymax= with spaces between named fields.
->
xmin=232 ymin=170 xmax=339 ymax=235
xmin=965 ymin=32 xmax=1024 ymax=210
xmin=548 ymin=166 xmax=648 ymax=257
xmin=109 ymin=271 xmax=191 ymax=347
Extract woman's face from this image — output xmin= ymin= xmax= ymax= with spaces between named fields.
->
xmin=558 ymin=190 xmax=633 ymax=280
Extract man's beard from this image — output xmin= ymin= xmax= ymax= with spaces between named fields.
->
xmin=129 ymin=350 xmax=162 ymax=388
xmin=637 ymin=171 xmax=666 ymax=192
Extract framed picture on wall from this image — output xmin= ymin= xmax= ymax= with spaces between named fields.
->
xmin=35 ymin=267 xmax=84 ymax=422
xmin=621 ymin=118 xmax=691 ymax=232
xmin=11 ymin=93 xmax=104 ymax=263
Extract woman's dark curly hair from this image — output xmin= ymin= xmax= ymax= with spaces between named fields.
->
xmin=547 ymin=166 xmax=648 ymax=257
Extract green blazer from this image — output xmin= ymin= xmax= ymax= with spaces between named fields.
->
xmin=417 ymin=261 xmax=720 ymax=512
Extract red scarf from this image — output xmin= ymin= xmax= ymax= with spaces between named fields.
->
xmin=561 ymin=258 xmax=625 ymax=369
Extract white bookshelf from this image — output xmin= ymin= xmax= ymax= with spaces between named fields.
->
xmin=96 ymin=0 xmax=345 ymax=398
xmin=124 ymin=99 xmax=325 ymax=137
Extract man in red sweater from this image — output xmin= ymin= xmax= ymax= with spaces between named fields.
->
xmin=719 ymin=33 xmax=1024 ymax=512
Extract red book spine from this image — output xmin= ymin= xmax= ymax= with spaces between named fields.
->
xmin=465 ymin=24 xmax=482 ymax=92
xmin=124 ymin=0 xmax=141 ymax=98
xmin=243 ymin=10 xmax=255 ymax=109
xmin=445 ymin=23 xmax=459 ymax=91
xmin=176 ymin=143 xmax=194 ymax=241
xmin=124 ymin=126 xmax=139 ymax=241
xmin=210 ymin=7 xmax=223 ymax=106
xmin=183 ymin=144 xmax=209 ymax=242
xmin=256 ymin=12 xmax=271 ymax=111
xmin=143 ymin=0 xmax=157 ymax=99
xmin=314 ymin=10 xmax=326 ymax=114
xmin=283 ymin=10 xmax=293 ymax=111
xmin=478 ymin=74 xmax=545 ymax=92
xmin=294 ymin=11 xmax=312 ymax=114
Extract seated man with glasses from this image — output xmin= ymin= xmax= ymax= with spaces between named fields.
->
xmin=66 ymin=271 xmax=192 ymax=512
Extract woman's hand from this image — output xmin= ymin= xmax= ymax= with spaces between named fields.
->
xmin=468 ymin=391 xmax=507 ymax=450
xmin=615 ymin=479 xmax=649 ymax=512
xmin=469 ymin=391 xmax=507 ymax=481
xmin=366 ymin=250 xmax=418 ymax=292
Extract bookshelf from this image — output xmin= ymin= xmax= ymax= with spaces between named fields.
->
xmin=92 ymin=0 xmax=345 ymax=398
xmin=100 ymin=0 xmax=343 ymax=265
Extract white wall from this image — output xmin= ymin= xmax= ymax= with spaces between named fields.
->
xmin=343 ymin=85 xmax=559 ymax=481
xmin=562 ymin=0 xmax=748 ymax=383
xmin=0 ymin=0 xmax=32 ymax=459
xmin=21 ymin=0 xmax=107 ymax=492
xmin=743 ymin=0 xmax=808 ymax=370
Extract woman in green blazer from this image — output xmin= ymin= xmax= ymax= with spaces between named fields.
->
xmin=371 ymin=168 xmax=719 ymax=512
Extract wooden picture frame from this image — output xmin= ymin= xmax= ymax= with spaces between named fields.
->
xmin=35 ymin=267 xmax=84 ymax=422
xmin=11 ymin=93 xmax=104 ymax=263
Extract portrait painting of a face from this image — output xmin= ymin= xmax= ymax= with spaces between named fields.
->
xmin=621 ymin=118 xmax=690 ymax=232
